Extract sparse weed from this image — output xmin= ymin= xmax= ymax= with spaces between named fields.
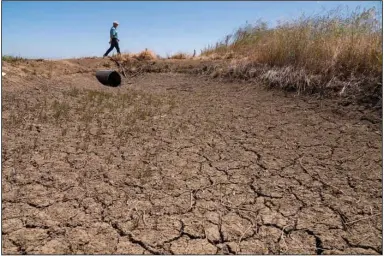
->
xmin=51 ymin=100 xmax=71 ymax=121
xmin=61 ymin=127 xmax=68 ymax=136
xmin=80 ymin=111 xmax=94 ymax=123
xmin=65 ymin=87 xmax=81 ymax=97
xmin=85 ymin=90 xmax=113 ymax=102
xmin=8 ymin=113 xmax=25 ymax=127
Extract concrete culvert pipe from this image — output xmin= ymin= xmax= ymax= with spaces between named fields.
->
xmin=95 ymin=70 xmax=122 ymax=87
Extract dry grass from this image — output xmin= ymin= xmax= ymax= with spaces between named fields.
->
xmin=137 ymin=49 xmax=157 ymax=60
xmin=4 ymin=88 xmax=162 ymax=128
xmin=202 ymin=7 xmax=382 ymax=81
xmin=111 ymin=49 xmax=157 ymax=62
xmin=110 ymin=53 xmax=133 ymax=62
xmin=168 ymin=52 xmax=190 ymax=60
xmin=3 ymin=87 xmax=177 ymax=151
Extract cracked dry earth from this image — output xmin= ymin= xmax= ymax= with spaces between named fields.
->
xmin=2 ymin=70 xmax=382 ymax=255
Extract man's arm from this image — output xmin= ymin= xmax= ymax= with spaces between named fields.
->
xmin=109 ymin=28 xmax=115 ymax=43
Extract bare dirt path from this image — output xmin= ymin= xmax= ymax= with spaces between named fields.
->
xmin=2 ymin=69 xmax=382 ymax=254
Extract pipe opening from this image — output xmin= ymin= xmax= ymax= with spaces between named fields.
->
xmin=96 ymin=70 xmax=122 ymax=87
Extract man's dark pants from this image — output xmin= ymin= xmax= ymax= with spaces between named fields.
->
xmin=104 ymin=38 xmax=120 ymax=56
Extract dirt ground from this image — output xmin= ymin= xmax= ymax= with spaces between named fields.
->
xmin=2 ymin=58 xmax=382 ymax=254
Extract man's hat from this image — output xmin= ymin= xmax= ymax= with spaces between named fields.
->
xmin=113 ymin=21 xmax=119 ymax=25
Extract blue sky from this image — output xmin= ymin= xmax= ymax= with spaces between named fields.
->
xmin=2 ymin=1 xmax=381 ymax=59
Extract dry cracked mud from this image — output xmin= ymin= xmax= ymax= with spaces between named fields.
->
xmin=2 ymin=60 xmax=382 ymax=254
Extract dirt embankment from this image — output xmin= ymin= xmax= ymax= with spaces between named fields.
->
xmin=115 ymin=57 xmax=382 ymax=113
xmin=3 ymin=56 xmax=382 ymax=112
xmin=2 ymin=58 xmax=382 ymax=255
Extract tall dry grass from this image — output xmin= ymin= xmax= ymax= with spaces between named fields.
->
xmin=202 ymin=7 xmax=382 ymax=80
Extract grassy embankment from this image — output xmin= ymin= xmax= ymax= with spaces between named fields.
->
xmin=200 ymin=7 xmax=382 ymax=103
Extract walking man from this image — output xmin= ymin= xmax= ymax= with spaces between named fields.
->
xmin=103 ymin=21 xmax=121 ymax=57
